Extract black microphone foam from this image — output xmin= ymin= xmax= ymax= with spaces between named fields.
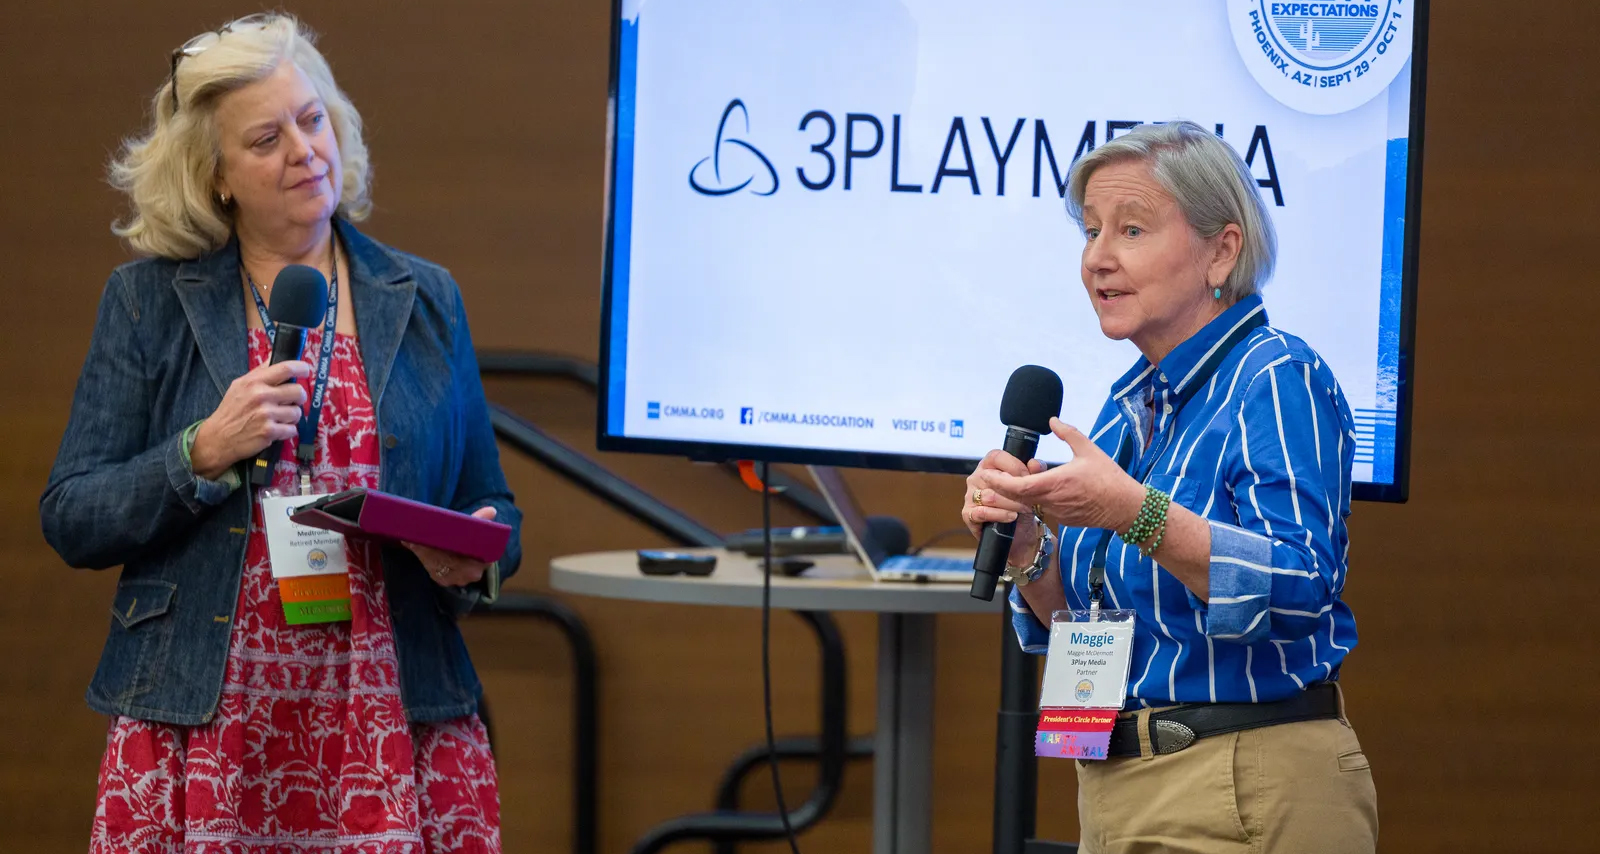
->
xmin=998 ymin=364 xmax=1064 ymax=435
xmin=268 ymin=265 xmax=329 ymax=329
xmin=971 ymin=365 xmax=1064 ymax=600
xmin=264 ymin=265 xmax=329 ymax=368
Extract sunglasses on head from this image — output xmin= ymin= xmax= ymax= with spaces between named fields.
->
xmin=167 ymin=13 xmax=279 ymax=114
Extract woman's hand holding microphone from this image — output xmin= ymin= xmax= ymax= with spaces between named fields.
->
xmin=190 ymin=360 xmax=312 ymax=481
xmin=963 ymin=450 xmax=1049 ymax=566
xmin=963 ymin=417 xmax=1146 ymax=622
xmin=963 ymin=447 xmax=1068 ymax=621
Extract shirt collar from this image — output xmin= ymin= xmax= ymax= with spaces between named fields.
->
xmin=1109 ymin=294 xmax=1269 ymax=405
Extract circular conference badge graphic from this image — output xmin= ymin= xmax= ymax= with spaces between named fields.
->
xmin=1229 ymin=1 xmax=1414 ymax=115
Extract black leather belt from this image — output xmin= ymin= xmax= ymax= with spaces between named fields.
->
xmin=1105 ymin=683 xmax=1340 ymax=758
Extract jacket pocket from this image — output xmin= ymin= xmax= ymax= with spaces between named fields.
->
xmin=112 ymin=579 xmax=176 ymax=630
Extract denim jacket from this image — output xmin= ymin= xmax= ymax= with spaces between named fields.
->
xmin=40 ymin=219 xmax=522 ymax=725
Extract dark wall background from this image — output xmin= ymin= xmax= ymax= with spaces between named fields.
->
xmin=2 ymin=2 xmax=1597 ymax=852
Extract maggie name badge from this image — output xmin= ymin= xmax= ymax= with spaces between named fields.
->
xmin=1036 ymin=609 xmax=1136 ymax=760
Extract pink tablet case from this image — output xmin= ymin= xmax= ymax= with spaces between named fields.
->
xmin=291 ymin=488 xmax=512 ymax=564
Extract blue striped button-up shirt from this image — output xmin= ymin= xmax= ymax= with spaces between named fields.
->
xmin=1010 ymin=295 xmax=1359 ymax=707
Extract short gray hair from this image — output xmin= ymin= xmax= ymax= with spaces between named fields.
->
xmin=1064 ymin=121 xmax=1276 ymax=301
xmin=109 ymin=14 xmax=372 ymax=259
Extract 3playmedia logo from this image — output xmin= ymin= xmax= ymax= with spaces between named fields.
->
xmin=688 ymin=99 xmax=1286 ymax=205
xmin=688 ymin=99 xmax=779 ymax=197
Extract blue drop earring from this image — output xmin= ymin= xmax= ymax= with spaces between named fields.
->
xmin=1212 ymin=287 xmax=1223 ymax=299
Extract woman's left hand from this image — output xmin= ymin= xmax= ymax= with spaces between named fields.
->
xmin=974 ymin=418 xmax=1146 ymax=533
xmin=404 ymin=506 xmax=498 ymax=587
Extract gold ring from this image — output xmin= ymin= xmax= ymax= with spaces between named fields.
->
xmin=973 ymin=488 xmax=985 ymax=506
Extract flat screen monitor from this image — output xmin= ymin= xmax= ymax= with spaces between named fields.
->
xmin=599 ymin=0 xmax=1427 ymax=502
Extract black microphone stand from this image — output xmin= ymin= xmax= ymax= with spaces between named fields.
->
xmin=993 ymin=600 xmax=1040 ymax=854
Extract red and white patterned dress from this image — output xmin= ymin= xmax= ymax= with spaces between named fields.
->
xmin=91 ymin=327 xmax=500 ymax=854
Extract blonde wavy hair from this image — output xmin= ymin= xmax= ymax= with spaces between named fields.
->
xmin=109 ymin=14 xmax=372 ymax=259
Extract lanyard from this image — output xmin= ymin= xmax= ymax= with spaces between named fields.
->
xmin=247 ymin=261 xmax=339 ymax=493
xmin=1086 ymin=308 xmax=1267 ymax=608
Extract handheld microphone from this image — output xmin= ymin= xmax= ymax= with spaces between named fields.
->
xmin=969 ymin=365 xmax=1064 ymax=600
xmin=248 ymin=265 xmax=329 ymax=488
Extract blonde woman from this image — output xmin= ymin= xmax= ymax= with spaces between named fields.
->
xmin=40 ymin=15 xmax=520 ymax=853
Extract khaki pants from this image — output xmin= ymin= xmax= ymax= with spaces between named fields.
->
xmin=1075 ymin=710 xmax=1377 ymax=854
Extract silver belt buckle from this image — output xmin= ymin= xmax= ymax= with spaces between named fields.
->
xmin=1151 ymin=719 xmax=1197 ymax=754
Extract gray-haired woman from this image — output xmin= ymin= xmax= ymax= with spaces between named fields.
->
xmin=962 ymin=122 xmax=1377 ymax=853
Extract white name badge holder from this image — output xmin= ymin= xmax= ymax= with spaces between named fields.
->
xmin=1040 ymin=605 xmax=1137 ymax=710
xmin=1035 ymin=557 xmax=1136 ymax=760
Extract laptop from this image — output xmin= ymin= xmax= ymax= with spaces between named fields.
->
xmin=807 ymin=465 xmax=976 ymax=583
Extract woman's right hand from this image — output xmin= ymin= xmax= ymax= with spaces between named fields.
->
xmin=190 ymin=360 xmax=312 ymax=480
xmin=963 ymin=450 xmax=1049 ymax=567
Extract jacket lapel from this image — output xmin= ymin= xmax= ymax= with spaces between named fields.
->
xmin=338 ymin=219 xmax=416 ymax=410
xmin=170 ymin=222 xmax=416 ymax=406
xmin=174 ymin=238 xmax=248 ymax=397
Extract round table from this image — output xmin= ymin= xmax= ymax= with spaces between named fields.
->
xmin=550 ymin=548 xmax=1001 ymax=854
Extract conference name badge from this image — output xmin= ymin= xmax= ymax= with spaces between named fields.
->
xmin=1036 ymin=609 xmax=1136 ymax=761
xmin=262 ymin=493 xmax=352 ymax=624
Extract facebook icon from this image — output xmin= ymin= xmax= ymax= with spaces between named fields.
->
xmin=740 ymin=407 xmax=755 ymax=425
xmin=647 ymin=401 xmax=661 ymax=419
xmin=949 ymin=419 xmax=964 ymax=438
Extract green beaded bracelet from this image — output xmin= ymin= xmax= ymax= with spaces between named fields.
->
xmin=1139 ymin=504 xmax=1168 ymax=558
xmin=1123 ymin=485 xmax=1171 ymax=557
xmin=1124 ymin=491 xmax=1154 ymax=540
xmin=1123 ymin=486 xmax=1168 ymax=544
